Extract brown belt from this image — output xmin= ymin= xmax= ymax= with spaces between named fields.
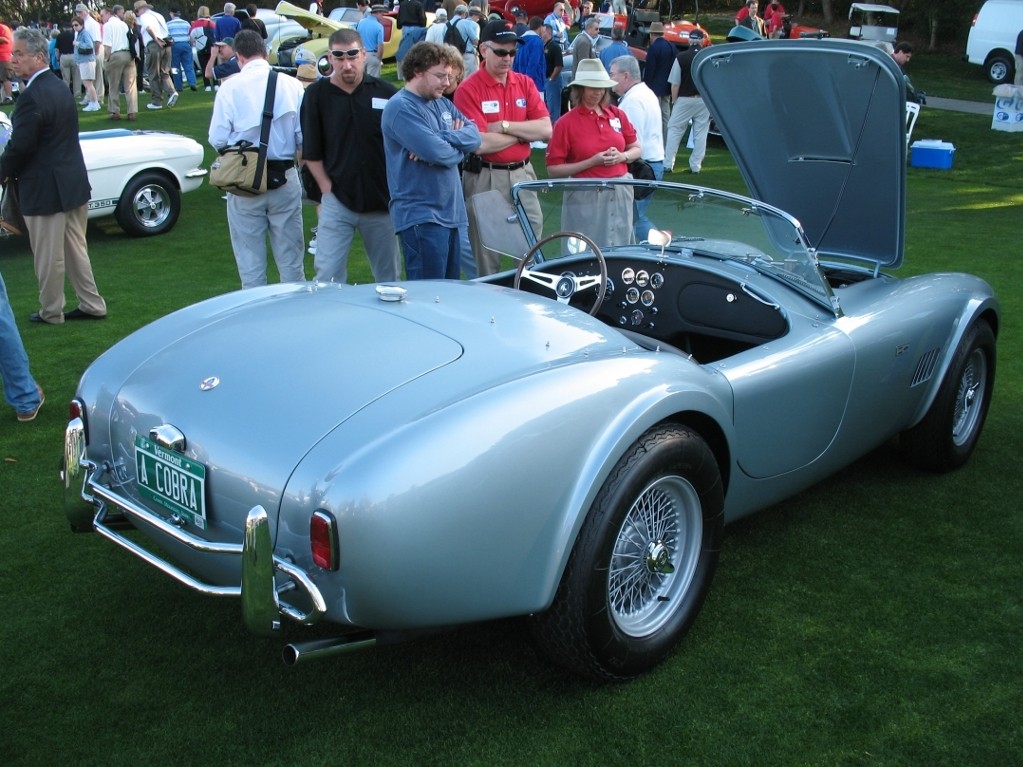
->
xmin=480 ymin=160 xmax=527 ymax=171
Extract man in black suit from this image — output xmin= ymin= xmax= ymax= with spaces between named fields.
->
xmin=0 ymin=27 xmax=107 ymax=324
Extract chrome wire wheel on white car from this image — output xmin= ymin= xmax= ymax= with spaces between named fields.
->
xmin=532 ymin=424 xmax=724 ymax=681
xmin=115 ymin=171 xmax=181 ymax=237
xmin=608 ymin=475 xmax=703 ymax=637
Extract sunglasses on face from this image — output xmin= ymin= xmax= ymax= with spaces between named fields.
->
xmin=487 ymin=46 xmax=516 ymax=58
xmin=329 ymin=48 xmax=362 ymax=59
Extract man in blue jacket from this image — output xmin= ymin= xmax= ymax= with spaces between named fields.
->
xmin=382 ymin=42 xmax=481 ymax=280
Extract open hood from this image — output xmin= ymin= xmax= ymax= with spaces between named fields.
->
xmin=274 ymin=1 xmax=347 ymax=36
xmin=693 ymin=39 xmax=907 ymax=268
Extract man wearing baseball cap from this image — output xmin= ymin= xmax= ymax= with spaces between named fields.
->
xmin=425 ymin=8 xmax=448 ymax=45
xmin=454 ymin=20 xmax=551 ymax=276
xmin=510 ymin=7 xmax=528 ymax=36
xmin=204 ymin=36 xmax=240 ymax=84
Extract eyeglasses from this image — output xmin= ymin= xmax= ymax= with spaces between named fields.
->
xmin=329 ymin=48 xmax=363 ymax=60
xmin=486 ymin=46 xmax=517 ymax=58
xmin=426 ymin=70 xmax=453 ymax=82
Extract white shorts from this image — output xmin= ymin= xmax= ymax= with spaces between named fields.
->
xmin=78 ymin=61 xmax=96 ymax=81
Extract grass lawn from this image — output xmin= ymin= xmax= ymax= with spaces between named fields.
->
xmin=1 ymin=51 xmax=1021 ymax=766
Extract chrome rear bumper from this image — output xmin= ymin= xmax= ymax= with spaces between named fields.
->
xmin=61 ymin=417 xmax=326 ymax=635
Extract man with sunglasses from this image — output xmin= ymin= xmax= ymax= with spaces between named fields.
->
xmin=453 ymin=20 xmax=550 ymax=276
xmin=382 ymin=42 xmax=481 ymax=280
xmin=301 ymin=29 xmax=399 ymax=285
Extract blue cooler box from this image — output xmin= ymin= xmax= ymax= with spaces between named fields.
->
xmin=910 ymin=140 xmax=955 ymax=169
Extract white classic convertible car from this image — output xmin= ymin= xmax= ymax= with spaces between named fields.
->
xmin=1 ymin=111 xmax=207 ymax=237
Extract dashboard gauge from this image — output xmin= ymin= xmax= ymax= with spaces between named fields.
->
xmin=636 ymin=270 xmax=649 ymax=287
xmin=621 ymin=268 xmax=635 ymax=285
xmin=626 ymin=287 xmax=640 ymax=304
xmin=641 ymin=290 xmax=655 ymax=307
xmin=651 ymin=272 xmax=665 ymax=289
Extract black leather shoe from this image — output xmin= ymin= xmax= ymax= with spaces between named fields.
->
xmin=64 ymin=308 xmax=107 ymax=321
xmin=28 ymin=312 xmax=60 ymax=324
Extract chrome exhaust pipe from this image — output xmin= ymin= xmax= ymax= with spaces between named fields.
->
xmin=282 ymin=631 xmax=377 ymax=666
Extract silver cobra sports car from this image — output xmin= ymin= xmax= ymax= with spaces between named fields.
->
xmin=0 ymin=113 xmax=206 ymax=238
xmin=62 ymin=41 xmax=998 ymax=680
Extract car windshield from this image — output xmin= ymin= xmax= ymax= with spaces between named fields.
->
xmin=491 ymin=179 xmax=837 ymax=313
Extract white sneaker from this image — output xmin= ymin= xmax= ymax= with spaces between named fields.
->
xmin=205 ymin=86 xmax=212 ymax=92
xmin=83 ymin=102 xmax=100 ymax=112
xmin=146 ymin=103 xmax=162 ymax=110
xmin=307 ymin=238 xmax=317 ymax=256
xmin=167 ymin=92 xmax=179 ymax=108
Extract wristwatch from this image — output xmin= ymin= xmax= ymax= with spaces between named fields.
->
xmin=501 ymin=120 xmax=510 ymax=134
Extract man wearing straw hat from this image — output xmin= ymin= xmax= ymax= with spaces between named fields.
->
xmin=454 ymin=19 xmax=550 ymax=276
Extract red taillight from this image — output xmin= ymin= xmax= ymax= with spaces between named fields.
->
xmin=310 ymin=510 xmax=339 ymax=570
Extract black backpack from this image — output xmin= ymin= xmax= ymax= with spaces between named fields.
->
xmin=443 ymin=20 xmax=466 ymax=50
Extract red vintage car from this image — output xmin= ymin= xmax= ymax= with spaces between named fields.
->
xmin=490 ymin=0 xmax=580 ymax=23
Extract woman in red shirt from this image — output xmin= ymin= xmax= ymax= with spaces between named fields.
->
xmin=545 ymin=58 xmax=641 ymax=246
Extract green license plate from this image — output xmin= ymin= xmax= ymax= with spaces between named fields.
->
xmin=134 ymin=435 xmax=207 ymax=530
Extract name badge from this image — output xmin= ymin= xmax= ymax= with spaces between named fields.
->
xmin=609 ymin=117 xmax=622 ymax=132
xmin=372 ymin=98 xmax=388 ymax=110
xmin=482 ymin=100 xmax=500 ymax=114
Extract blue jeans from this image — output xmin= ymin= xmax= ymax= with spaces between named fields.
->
xmin=0 ymin=272 xmax=41 ymax=416
xmin=544 ymin=78 xmax=563 ymax=124
xmin=399 ymin=223 xmax=462 ymax=280
xmin=633 ymin=160 xmax=664 ymax=243
xmin=171 ymin=42 xmax=195 ymax=90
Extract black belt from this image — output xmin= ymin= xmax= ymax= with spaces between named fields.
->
xmin=267 ymin=160 xmax=294 ymax=171
xmin=480 ymin=160 xmax=527 ymax=171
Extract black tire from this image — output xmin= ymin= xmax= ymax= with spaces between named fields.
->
xmin=986 ymin=54 xmax=1013 ymax=85
xmin=900 ymin=319 xmax=995 ymax=472
xmin=532 ymin=424 xmax=724 ymax=681
xmin=114 ymin=171 xmax=181 ymax=237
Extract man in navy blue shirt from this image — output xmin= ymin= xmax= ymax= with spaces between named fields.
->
xmin=642 ymin=21 xmax=675 ymax=138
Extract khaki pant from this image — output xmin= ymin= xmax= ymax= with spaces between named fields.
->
xmin=105 ymin=50 xmax=138 ymax=116
xmin=60 ymin=53 xmax=82 ymax=98
xmin=25 ymin=205 xmax=107 ymax=323
xmin=462 ymin=162 xmax=542 ymax=276
xmin=145 ymin=41 xmax=176 ymax=105
xmin=94 ymin=48 xmax=106 ymax=103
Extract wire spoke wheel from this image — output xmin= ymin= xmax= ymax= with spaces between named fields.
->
xmin=608 ymin=476 xmax=702 ymax=637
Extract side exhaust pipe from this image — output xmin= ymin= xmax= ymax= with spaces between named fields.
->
xmin=283 ymin=631 xmax=377 ymax=666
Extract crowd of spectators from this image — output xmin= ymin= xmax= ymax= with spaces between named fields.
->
xmin=2 ymin=3 xmax=947 ymax=423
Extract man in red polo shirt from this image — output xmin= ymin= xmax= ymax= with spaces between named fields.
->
xmin=453 ymin=20 xmax=551 ymax=277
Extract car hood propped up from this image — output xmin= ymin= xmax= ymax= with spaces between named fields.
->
xmin=693 ymin=39 xmax=907 ymax=268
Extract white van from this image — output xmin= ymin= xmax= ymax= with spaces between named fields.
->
xmin=966 ymin=0 xmax=1023 ymax=84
